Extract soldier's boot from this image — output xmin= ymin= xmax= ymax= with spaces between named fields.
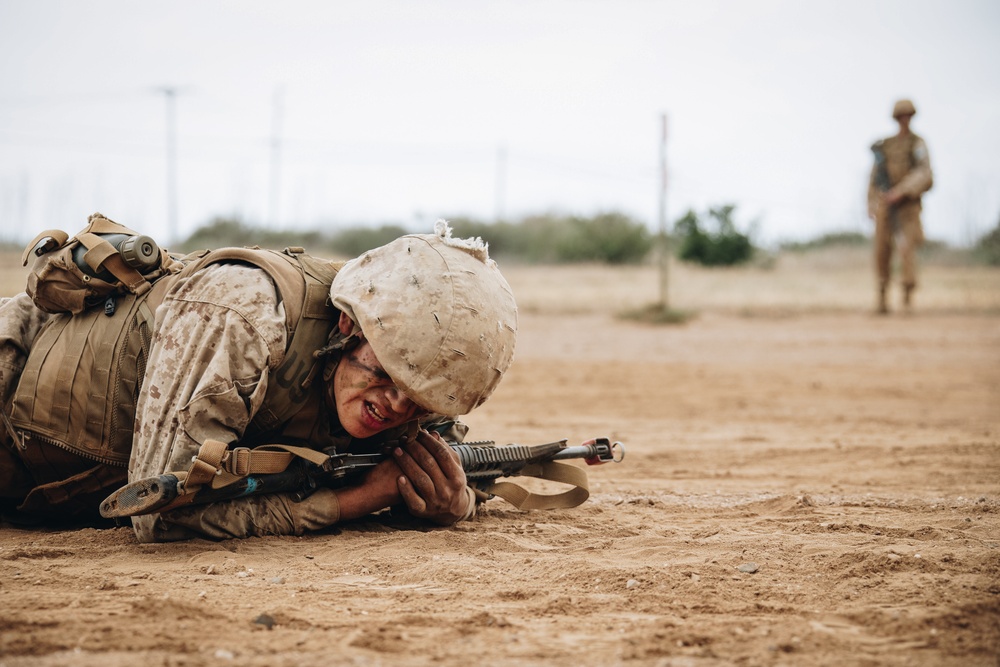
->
xmin=902 ymin=284 xmax=914 ymax=313
xmin=876 ymin=285 xmax=889 ymax=315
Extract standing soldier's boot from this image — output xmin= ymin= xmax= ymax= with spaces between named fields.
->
xmin=903 ymin=284 xmax=914 ymax=312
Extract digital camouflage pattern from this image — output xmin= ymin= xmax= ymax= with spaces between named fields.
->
xmin=332 ymin=220 xmax=517 ymax=416
xmin=128 ymin=262 xmax=469 ymax=542
xmin=0 ymin=293 xmax=52 ymax=407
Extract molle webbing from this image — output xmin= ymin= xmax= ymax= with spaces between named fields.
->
xmin=9 ymin=247 xmax=340 ymax=471
xmin=8 ymin=279 xmax=172 ymax=466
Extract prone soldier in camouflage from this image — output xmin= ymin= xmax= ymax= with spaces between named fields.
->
xmin=0 ymin=220 xmax=518 ymax=541
xmin=867 ymin=98 xmax=934 ymax=314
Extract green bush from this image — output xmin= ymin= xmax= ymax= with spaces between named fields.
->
xmin=180 ymin=211 xmax=653 ymax=265
xmin=180 ymin=216 xmax=327 ymax=253
xmin=973 ymin=220 xmax=1000 ymax=266
xmin=780 ymin=231 xmax=870 ymax=252
xmin=330 ymin=225 xmax=408 ymax=257
xmin=674 ymin=205 xmax=754 ymax=266
xmin=559 ymin=213 xmax=653 ymax=264
xmin=451 ymin=212 xmax=652 ymax=264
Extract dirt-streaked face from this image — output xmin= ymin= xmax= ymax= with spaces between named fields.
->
xmin=328 ymin=338 xmax=428 ymax=439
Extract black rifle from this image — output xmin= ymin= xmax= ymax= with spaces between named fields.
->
xmin=99 ymin=438 xmax=624 ymax=519
xmin=871 ymin=140 xmax=891 ymax=192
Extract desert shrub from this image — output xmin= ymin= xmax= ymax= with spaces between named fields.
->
xmin=447 ymin=218 xmax=529 ymax=258
xmin=180 ymin=216 xmax=327 ymax=253
xmin=972 ymin=220 xmax=1000 ymax=266
xmin=781 ymin=231 xmax=870 ymax=252
xmin=451 ymin=212 xmax=652 ymax=264
xmin=179 ymin=211 xmax=653 ymax=265
xmin=557 ymin=212 xmax=653 ymax=264
xmin=330 ymin=225 xmax=408 ymax=257
xmin=674 ymin=205 xmax=754 ymax=266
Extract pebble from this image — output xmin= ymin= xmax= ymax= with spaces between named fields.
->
xmin=214 ymin=649 xmax=234 ymax=660
xmin=254 ymin=614 xmax=276 ymax=630
xmin=737 ymin=562 xmax=759 ymax=574
xmin=269 ymin=576 xmax=285 ymax=584
xmin=626 ymin=579 xmax=639 ymax=589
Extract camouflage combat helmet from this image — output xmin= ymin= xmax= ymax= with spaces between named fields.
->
xmin=330 ymin=220 xmax=517 ymax=416
xmin=892 ymin=99 xmax=916 ymax=118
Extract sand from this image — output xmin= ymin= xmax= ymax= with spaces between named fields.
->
xmin=1 ymin=252 xmax=998 ymax=666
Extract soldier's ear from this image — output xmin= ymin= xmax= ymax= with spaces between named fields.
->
xmin=337 ymin=311 xmax=355 ymax=336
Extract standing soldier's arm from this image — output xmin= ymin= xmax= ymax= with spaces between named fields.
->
xmin=892 ymin=137 xmax=934 ymax=201
xmin=867 ymin=162 xmax=880 ymax=220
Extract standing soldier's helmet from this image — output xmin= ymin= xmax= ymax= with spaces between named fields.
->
xmin=892 ymin=99 xmax=916 ymax=118
xmin=330 ymin=220 xmax=518 ymax=416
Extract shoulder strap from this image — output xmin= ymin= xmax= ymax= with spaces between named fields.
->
xmin=181 ymin=439 xmax=328 ymax=492
xmin=478 ymin=461 xmax=591 ymax=510
xmin=175 ymin=246 xmax=344 ymax=433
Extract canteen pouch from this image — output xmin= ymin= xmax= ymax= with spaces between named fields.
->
xmin=22 ymin=212 xmax=179 ymax=314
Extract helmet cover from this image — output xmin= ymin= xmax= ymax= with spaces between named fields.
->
xmin=892 ymin=99 xmax=916 ymax=118
xmin=330 ymin=220 xmax=517 ymax=415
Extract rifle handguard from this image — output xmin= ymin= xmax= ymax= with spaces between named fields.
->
xmin=100 ymin=437 xmax=626 ymax=518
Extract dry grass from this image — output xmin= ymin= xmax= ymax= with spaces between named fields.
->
xmin=4 ymin=247 xmax=998 ymax=316
xmin=501 ymin=247 xmax=1000 ymax=317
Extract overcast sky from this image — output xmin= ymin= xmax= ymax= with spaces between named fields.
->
xmin=1 ymin=0 xmax=998 ymax=248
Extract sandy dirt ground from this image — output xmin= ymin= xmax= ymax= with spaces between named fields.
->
xmin=1 ymin=252 xmax=999 ymax=666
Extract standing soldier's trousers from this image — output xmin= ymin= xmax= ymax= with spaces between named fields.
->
xmin=874 ymin=200 xmax=924 ymax=290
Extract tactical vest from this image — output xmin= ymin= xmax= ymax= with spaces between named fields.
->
xmin=881 ymin=133 xmax=920 ymax=190
xmin=7 ymin=245 xmax=342 ymax=517
xmin=170 ymin=247 xmax=343 ymax=435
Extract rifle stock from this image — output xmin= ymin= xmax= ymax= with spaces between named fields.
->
xmin=100 ymin=438 xmax=624 ymax=519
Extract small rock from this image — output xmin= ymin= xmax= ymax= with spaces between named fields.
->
xmin=626 ymin=579 xmax=639 ymax=589
xmin=214 ymin=649 xmax=234 ymax=660
xmin=269 ymin=576 xmax=285 ymax=584
xmin=737 ymin=562 xmax=759 ymax=574
xmin=205 ymin=564 xmax=216 ymax=575
xmin=253 ymin=613 xmax=276 ymax=630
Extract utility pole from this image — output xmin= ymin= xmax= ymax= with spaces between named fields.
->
xmin=268 ymin=86 xmax=284 ymax=228
xmin=158 ymin=87 xmax=180 ymax=246
xmin=657 ymin=112 xmax=670 ymax=310
xmin=495 ymin=144 xmax=507 ymax=224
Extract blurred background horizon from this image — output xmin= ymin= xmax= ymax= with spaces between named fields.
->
xmin=1 ymin=0 xmax=998 ymax=249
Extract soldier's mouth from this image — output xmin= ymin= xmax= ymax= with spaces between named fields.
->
xmin=365 ymin=401 xmax=390 ymax=424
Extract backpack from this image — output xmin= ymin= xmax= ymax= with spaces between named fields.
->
xmin=7 ymin=213 xmax=183 ymax=519
xmin=6 ymin=215 xmax=340 ymax=520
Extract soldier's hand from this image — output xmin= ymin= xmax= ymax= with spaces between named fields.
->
xmin=393 ymin=429 xmax=473 ymax=525
xmin=882 ymin=189 xmax=904 ymax=206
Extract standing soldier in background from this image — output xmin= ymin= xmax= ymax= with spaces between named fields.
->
xmin=867 ymin=99 xmax=934 ymax=314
